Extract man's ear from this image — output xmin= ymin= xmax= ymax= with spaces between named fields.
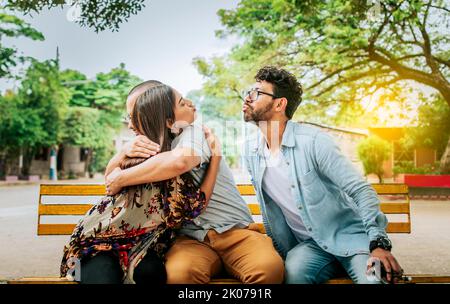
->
xmin=276 ymin=97 xmax=288 ymax=113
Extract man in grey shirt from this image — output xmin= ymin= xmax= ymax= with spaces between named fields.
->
xmin=105 ymin=81 xmax=284 ymax=284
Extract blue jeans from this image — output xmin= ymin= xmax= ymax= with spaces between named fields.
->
xmin=285 ymin=239 xmax=380 ymax=284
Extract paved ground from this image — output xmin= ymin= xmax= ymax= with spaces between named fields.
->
xmin=1 ymin=180 xmax=450 ymax=282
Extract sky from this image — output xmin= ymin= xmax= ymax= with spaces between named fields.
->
xmin=1 ymin=0 xmax=241 ymax=95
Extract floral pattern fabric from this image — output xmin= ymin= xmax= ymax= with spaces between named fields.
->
xmin=60 ymin=173 xmax=205 ymax=283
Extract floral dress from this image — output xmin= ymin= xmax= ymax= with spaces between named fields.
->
xmin=60 ymin=172 xmax=205 ymax=284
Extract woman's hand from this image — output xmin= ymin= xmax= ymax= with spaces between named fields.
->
xmin=123 ymin=135 xmax=160 ymax=158
xmin=203 ymin=125 xmax=221 ymax=157
xmin=199 ymin=125 xmax=222 ymax=207
xmin=105 ymin=167 xmax=124 ymax=196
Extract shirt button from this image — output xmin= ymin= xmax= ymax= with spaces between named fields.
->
xmin=291 ymin=185 xmax=295 ymax=189
xmin=298 ymin=205 xmax=303 ymax=210
xmin=308 ymin=228 xmax=312 ymax=232
xmin=286 ymin=162 xmax=290 ymax=165
xmin=323 ymin=246 xmax=328 ymax=250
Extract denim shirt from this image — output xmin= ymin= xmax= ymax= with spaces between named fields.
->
xmin=243 ymin=121 xmax=388 ymax=259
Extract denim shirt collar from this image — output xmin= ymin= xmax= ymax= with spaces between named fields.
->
xmin=257 ymin=120 xmax=296 ymax=156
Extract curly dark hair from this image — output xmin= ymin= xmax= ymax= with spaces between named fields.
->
xmin=255 ymin=66 xmax=303 ymax=119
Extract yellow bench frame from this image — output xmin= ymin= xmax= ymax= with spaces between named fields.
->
xmin=9 ymin=183 xmax=450 ymax=284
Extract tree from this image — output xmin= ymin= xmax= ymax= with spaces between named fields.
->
xmin=15 ymin=58 xmax=70 ymax=175
xmin=60 ymin=64 xmax=142 ymax=174
xmin=0 ymin=8 xmax=44 ymax=78
xmin=401 ymin=93 xmax=450 ymax=172
xmin=6 ymin=0 xmax=146 ymax=32
xmin=198 ymin=0 xmax=450 ymax=171
xmin=0 ymin=58 xmax=68 ymax=177
xmin=0 ymin=90 xmax=46 ymax=176
xmin=358 ymin=135 xmax=392 ymax=183
xmin=61 ymin=106 xmax=114 ymax=176
xmin=187 ymin=89 xmax=242 ymax=167
xmin=61 ymin=63 xmax=141 ymax=129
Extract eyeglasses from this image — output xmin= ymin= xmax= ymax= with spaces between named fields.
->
xmin=242 ymin=88 xmax=279 ymax=103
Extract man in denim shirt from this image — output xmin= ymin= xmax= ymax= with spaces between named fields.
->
xmin=242 ymin=66 xmax=403 ymax=284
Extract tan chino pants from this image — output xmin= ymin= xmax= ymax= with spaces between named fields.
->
xmin=165 ymin=223 xmax=285 ymax=284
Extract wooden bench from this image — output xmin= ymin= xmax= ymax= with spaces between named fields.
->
xmin=8 ymin=183 xmax=450 ymax=284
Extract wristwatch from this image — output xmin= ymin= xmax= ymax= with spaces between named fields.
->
xmin=369 ymin=236 xmax=392 ymax=252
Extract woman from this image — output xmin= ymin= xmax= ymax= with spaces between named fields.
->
xmin=60 ymin=81 xmax=221 ymax=284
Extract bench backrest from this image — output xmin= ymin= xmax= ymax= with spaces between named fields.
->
xmin=37 ymin=183 xmax=411 ymax=235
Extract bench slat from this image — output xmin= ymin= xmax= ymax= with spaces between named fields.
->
xmin=38 ymin=224 xmax=77 ymax=235
xmin=40 ymin=184 xmax=106 ymax=196
xmin=39 ymin=222 xmax=408 ymax=235
xmin=10 ymin=274 xmax=450 ymax=284
xmin=386 ymin=222 xmax=411 ymax=233
xmin=40 ymin=184 xmax=409 ymax=196
xmin=39 ymin=204 xmax=92 ymax=216
xmin=247 ymin=203 xmax=261 ymax=215
xmin=380 ymin=202 xmax=410 ymax=214
xmin=8 ymin=277 xmax=77 ymax=284
xmin=236 ymin=184 xmax=255 ymax=195
xmin=37 ymin=202 xmax=409 ymax=216
xmin=248 ymin=202 xmax=410 ymax=215
xmin=37 ymin=184 xmax=411 ymax=236
xmin=371 ymin=183 xmax=409 ymax=194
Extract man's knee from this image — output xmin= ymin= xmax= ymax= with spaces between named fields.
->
xmin=241 ymin=254 xmax=285 ymax=284
xmin=285 ymin=254 xmax=316 ymax=284
xmin=166 ymin=259 xmax=210 ymax=284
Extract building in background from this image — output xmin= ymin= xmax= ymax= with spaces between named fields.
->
xmin=369 ymin=127 xmax=437 ymax=179
xmin=300 ymin=122 xmax=369 ymax=175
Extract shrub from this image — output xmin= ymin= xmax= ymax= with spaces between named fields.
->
xmin=357 ymin=136 xmax=392 ymax=183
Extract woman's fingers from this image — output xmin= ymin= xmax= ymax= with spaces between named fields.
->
xmin=136 ymin=136 xmax=160 ymax=152
xmin=132 ymin=146 xmax=156 ymax=156
xmin=128 ymin=152 xmax=152 ymax=158
xmin=125 ymin=135 xmax=160 ymax=157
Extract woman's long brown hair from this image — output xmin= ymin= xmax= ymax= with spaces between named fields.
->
xmin=119 ymin=81 xmax=177 ymax=170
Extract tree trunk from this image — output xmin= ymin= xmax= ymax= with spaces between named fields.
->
xmin=0 ymin=153 xmax=6 ymax=177
xmin=377 ymin=173 xmax=383 ymax=184
xmin=21 ymin=146 xmax=35 ymax=177
xmin=85 ymin=148 xmax=94 ymax=178
xmin=439 ymin=137 xmax=450 ymax=174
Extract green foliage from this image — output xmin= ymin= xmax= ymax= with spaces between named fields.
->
xmin=187 ymin=90 xmax=241 ymax=167
xmin=197 ymin=0 xmax=450 ymax=172
xmin=393 ymin=160 xmax=442 ymax=175
xmin=0 ymin=59 xmax=69 ymax=175
xmin=0 ymin=60 xmax=142 ymax=177
xmin=403 ymin=94 xmax=450 ymax=157
xmin=61 ymin=63 xmax=141 ymax=132
xmin=60 ymin=63 xmax=142 ymax=174
xmin=198 ymin=0 xmax=450 ymax=125
xmin=88 ymin=142 xmax=115 ymax=175
xmin=0 ymin=91 xmax=45 ymax=151
xmin=6 ymin=0 xmax=146 ymax=32
xmin=62 ymin=106 xmax=103 ymax=148
xmin=357 ymin=135 xmax=392 ymax=183
xmin=0 ymin=9 xmax=44 ymax=78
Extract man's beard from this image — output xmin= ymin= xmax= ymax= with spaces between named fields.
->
xmin=243 ymin=101 xmax=273 ymax=123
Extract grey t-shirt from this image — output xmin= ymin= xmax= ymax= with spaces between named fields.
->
xmin=171 ymin=123 xmax=253 ymax=241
